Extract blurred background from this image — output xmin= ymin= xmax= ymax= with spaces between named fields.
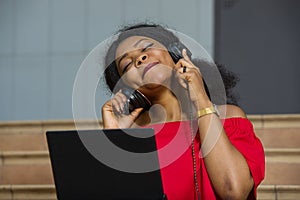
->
xmin=1 ymin=2 xmax=300 ymax=198
xmin=0 ymin=0 xmax=299 ymax=121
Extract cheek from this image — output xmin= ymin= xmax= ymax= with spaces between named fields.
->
xmin=151 ymin=50 xmax=174 ymax=67
xmin=119 ymin=70 xmax=140 ymax=89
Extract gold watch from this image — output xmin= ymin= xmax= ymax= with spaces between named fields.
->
xmin=197 ymin=104 xmax=220 ymax=118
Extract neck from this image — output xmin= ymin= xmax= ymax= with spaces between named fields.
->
xmin=135 ymin=87 xmax=189 ymax=126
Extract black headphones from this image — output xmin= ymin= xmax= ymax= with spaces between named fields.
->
xmin=167 ymin=42 xmax=192 ymax=64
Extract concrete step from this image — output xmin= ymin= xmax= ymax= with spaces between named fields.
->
xmin=0 ymin=116 xmax=299 ymax=188
xmin=263 ymin=162 xmax=300 ymax=185
xmin=263 ymin=149 xmax=300 ymax=185
xmin=4 ymin=148 xmax=296 ymax=164
xmin=0 ymin=115 xmax=300 ymax=151
xmin=0 ymin=151 xmax=53 ymax=185
xmin=0 ymin=184 xmax=299 ymax=200
xmin=0 ymin=120 xmax=102 ymax=135
xmin=249 ymin=114 xmax=300 ymax=149
xmin=257 ymin=185 xmax=300 ymax=200
xmin=249 ymin=114 xmax=300 ymax=129
xmin=265 ymin=148 xmax=300 ymax=163
xmin=1 ymin=148 xmax=300 ymax=185
xmin=0 ymin=120 xmax=101 ymax=151
xmin=0 ymin=185 xmax=56 ymax=200
xmin=256 ymin=128 xmax=300 ymax=149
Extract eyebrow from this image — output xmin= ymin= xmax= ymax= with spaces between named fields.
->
xmin=117 ymin=38 xmax=150 ymax=68
xmin=133 ymin=38 xmax=149 ymax=47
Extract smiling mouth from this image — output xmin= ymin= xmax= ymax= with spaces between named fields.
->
xmin=142 ymin=62 xmax=159 ymax=78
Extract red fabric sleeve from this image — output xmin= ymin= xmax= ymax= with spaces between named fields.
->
xmin=223 ymin=118 xmax=265 ymax=199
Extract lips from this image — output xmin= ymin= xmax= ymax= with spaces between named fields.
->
xmin=142 ymin=62 xmax=159 ymax=78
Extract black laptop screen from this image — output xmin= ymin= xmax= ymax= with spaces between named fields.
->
xmin=46 ymin=129 xmax=166 ymax=200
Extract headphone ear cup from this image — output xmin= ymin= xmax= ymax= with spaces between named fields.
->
xmin=168 ymin=42 xmax=192 ymax=64
xmin=121 ymin=88 xmax=134 ymax=115
xmin=130 ymin=90 xmax=151 ymax=113
xmin=168 ymin=43 xmax=183 ymax=63
xmin=122 ymin=88 xmax=151 ymax=115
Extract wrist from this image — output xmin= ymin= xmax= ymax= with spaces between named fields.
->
xmin=193 ymin=98 xmax=213 ymax=110
xmin=197 ymin=104 xmax=220 ymax=118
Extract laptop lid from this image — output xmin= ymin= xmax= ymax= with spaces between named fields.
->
xmin=46 ymin=128 xmax=166 ymax=200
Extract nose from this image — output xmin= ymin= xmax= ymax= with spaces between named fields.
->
xmin=135 ymin=53 xmax=148 ymax=67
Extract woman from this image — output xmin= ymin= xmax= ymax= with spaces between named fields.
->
xmin=102 ymin=23 xmax=265 ymax=200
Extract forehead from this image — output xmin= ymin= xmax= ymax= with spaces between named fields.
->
xmin=115 ymin=36 xmax=164 ymax=59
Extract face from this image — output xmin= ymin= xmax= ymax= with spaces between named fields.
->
xmin=115 ymin=36 xmax=175 ymax=93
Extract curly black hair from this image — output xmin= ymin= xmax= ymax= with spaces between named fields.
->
xmin=103 ymin=23 xmax=239 ymax=105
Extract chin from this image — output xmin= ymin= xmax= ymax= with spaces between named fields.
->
xmin=142 ymin=83 xmax=162 ymax=90
xmin=143 ymin=69 xmax=173 ymax=87
xmin=138 ymin=79 xmax=173 ymax=98
xmin=138 ymin=83 xmax=168 ymax=100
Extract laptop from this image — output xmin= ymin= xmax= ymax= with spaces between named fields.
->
xmin=46 ymin=128 xmax=167 ymax=200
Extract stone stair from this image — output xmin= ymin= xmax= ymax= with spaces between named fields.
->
xmin=0 ymin=120 xmax=100 ymax=200
xmin=0 ymin=115 xmax=299 ymax=200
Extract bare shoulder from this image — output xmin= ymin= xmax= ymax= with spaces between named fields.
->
xmin=217 ymin=104 xmax=247 ymax=119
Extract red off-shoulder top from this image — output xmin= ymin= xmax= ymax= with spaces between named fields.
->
xmin=145 ymin=118 xmax=265 ymax=200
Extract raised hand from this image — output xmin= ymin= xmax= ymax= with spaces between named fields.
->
xmin=102 ymin=90 xmax=143 ymax=129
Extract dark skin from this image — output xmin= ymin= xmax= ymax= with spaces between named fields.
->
xmin=102 ymin=36 xmax=254 ymax=199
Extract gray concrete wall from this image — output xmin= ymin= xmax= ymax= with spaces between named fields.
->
xmin=0 ymin=0 xmax=214 ymax=121
xmin=215 ymin=0 xmax=300 ymax=114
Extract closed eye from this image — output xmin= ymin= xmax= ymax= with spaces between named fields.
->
xmin=122 ymin=62 xmax=132 ymax=73
xmin=142 ymin=43 xmax=154 ymax=51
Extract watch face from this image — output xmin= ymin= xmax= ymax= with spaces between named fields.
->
xmin=213 ymin=104 xmax=220 ymax=117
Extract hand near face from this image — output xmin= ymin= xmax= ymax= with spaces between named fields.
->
xmin=174 ymin=49 xmax=212 ymax=109
xmin=102 ymin=90 xmax=143 ymax=129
